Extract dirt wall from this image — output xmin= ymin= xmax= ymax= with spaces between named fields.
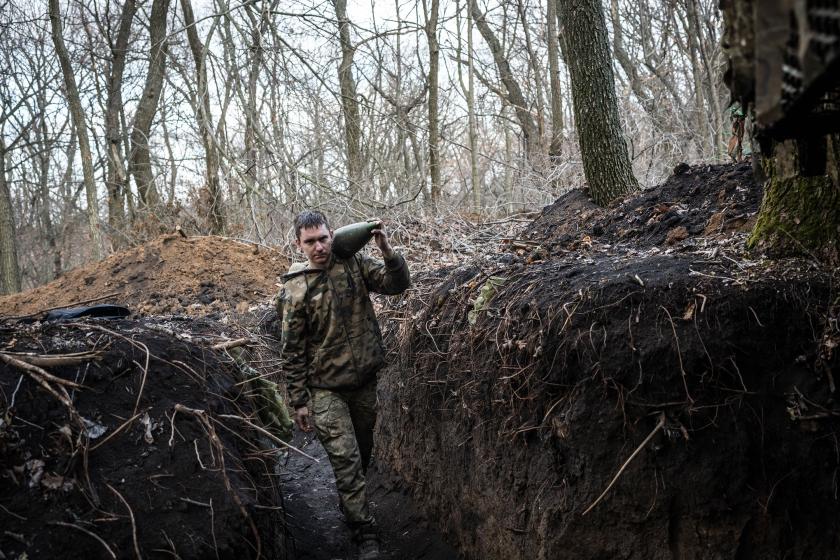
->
xmin=375 ymin=164 xmax=839 ymax=559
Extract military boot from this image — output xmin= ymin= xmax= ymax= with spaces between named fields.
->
xmin=357 ymin=536 xmax=380 ymax=560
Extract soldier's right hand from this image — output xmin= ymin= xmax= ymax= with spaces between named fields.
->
xmin=294 ymin=406 xmax=313 ymax=432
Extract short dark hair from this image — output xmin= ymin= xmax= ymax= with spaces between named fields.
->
xmin=294 ymin=210 xmax=330 ymax=239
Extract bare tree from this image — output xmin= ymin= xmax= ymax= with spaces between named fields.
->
xmin=104 ymin=0 xmax=137 ymax=247
xmin=180 ymin=0 xmax=225 ymax=234
xmin=424 ymin=0 xmax=441 ymax=204
xmin=49 ymin=0 xmax=103 ymax=259
xmin=547 ymin=0 xmax=564 ymax=158
xmin=130 ymin=0 xmax=171 ymax=208
xmin=333 ymin=0 xmax=363 ymax=193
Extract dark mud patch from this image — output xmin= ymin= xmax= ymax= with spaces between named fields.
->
xmin=376 ymin=162 xmax=840 ymax=559
xmin=0 ymin=317 xmax=285 ymax=559
xmin=281 ymin=430 xmax=460 ymax=559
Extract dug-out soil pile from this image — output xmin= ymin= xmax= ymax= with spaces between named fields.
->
xmin=376 ymin=162 xmax=840 ymax=559
xmin=0 ymin=316 xmax=287 ymax=559
xmin=0 ymin=234 xmax=288 ymax=318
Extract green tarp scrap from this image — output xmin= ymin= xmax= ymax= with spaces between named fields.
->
xmin=230 ymin=348 xmax=294 ymax=443
xmin=468 ymin=276 xmax=507 ymax=325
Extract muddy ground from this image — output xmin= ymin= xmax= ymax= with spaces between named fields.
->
xmin=376 ymin=162 xmax=840 ymax=559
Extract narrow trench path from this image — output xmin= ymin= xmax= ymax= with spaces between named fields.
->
xmin=279 ymin=430 xmax=459 ymax=560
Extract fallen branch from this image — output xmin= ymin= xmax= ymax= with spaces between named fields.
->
xmin=0 ymin=352 xmax=82 ymax=425
xmin=211 ymin=338 xmax=251 ymax=351
xmin=582 ymin=413 xmax=666 ymax=516
xmin=0 ymin=350 xmax=103 ymax=367
xmin=216 ymin=413 xmax=319 ymax=462
xmin=0 ymin=352 xmax=83 ymax=388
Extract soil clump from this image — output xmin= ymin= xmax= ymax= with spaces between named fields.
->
xmin=0 ymin=235 xmax=288 ymax=318
xmin=376 ymin=162 xmax=840 ymax=559
xmin=0 ymin=315 xmax=287 ymax=558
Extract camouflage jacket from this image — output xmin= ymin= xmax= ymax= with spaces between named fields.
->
xmin=279 ymin=252 xmax=410 ymax=408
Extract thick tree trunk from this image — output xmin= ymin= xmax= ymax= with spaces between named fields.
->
xmin=558 ymin=0 xmax=638 ymax=205
xmin=130 ymin=0 xmax=170 ymax=208
xmin=0 ymin=140 xmax=21 ymax=294
xmin=105 ymin=0 xmax=136 ymax=248
xmin=547 ymin=0 xmax=564 ymax=158
xmin=748 ymin=135 xmax=840 ymax=263
xmin=181 ymin=0 xmax=225 ymax=235
xmin=425 ymin=0 xmax=441 ymax=205
xmin=49 ymin=0 xmax=103 ymax=259
xmin=332 ymin=0 xmax=363 ymax=194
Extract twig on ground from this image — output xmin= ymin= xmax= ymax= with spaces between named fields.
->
xmin=47 ymin=521 xmax=117 ymax=559
xmin=107 ymin=483 xmax=143 ymax=560
xmin=90 ymin=409 xmax=148 ymax=452
xmin=216 ymin=413 xmax=319 ymax=462
xmin=211 ymin=338 xmax=251 ymax=351
xmin=582 ymin=413 xmax=666 ymax=516
xmin=0 ymin=350 xmax=103 ymax=367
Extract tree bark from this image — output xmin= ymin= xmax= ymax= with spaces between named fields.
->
xmin=49 ymin=0 xmax=103 ymax=259
xmin=558 ymin=0 xmax=638 ymax=205
xmin=425 ymin=0 xmax=441 ymax=205
xmin=105 ymin=0 xmax=136 ymax=248
xmin=547 ymin=0 xmax=564 ymax=158
xmin=748 ymin=135 xmax=840 ymax=263
xmin=130 ymin=0 xmax=170 ymax=208
xmin=181 ymin=0 xmax=225 ymax=234
xmin=332 ymin=0 xmax=363 ymax=194
xmin=0 ymin=138 xmax=21 ymax=294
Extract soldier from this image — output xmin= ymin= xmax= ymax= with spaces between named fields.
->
xmin=279 ymin=210 xmax=410 ymax=560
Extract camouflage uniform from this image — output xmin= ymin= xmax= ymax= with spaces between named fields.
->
xmin=279 ymin=252 xmax=410 ymax=533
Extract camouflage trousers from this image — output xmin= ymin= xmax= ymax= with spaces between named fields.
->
xmin=311 ymin=380 xmax=377 ymax=531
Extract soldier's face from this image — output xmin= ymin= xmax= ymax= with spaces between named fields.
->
xmin=296 ymin=224 xmax=333 ymax=268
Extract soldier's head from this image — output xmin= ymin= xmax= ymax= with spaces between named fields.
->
xmin=294 ymin=210 xmax=333 ymax=268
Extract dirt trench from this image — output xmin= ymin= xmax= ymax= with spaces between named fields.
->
xmin=374 ymin=162 xmax=840 ymax=559
xmin=0 ymin=312 xmax=459 ymax=559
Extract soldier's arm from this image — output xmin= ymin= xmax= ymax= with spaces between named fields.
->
xmin=280 ymin=287 xmax=309 ymax=408
xmin=358 ymin=253 xmax=410 ymax=295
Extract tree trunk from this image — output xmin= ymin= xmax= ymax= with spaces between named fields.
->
xmin=105 ymin=0 xmax=136 ymax=248
xmin=425 ymin=0 xmax=441 ymax=205
xmin=0 ymin=139 xmax=21 ymax=294
xmin=180 ymin=0 xmax=225 ymax=235
xmin=332 ymin=0 xmax=363 ymax=194
xmin=558 ymin=0 xmax=638 ymax=205
xmin=130 ymin=0 xmax=170 ymax=208
xmin=49 ymin=0 xmax=103 ymax=259
xmin=547 ymin=0 xmax=564 ymax=158
xmin=748 ymin=135 xmax=840 ymax=263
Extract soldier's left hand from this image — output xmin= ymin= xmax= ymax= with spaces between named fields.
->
xmin=371 ymin=220 xmax=395 ymax=259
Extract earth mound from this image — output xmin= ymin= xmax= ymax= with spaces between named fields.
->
xmin=375 ymin=162 xmax=840 ymax=559
xmin=0 ymin=316 xmax=288 ymax=559
xmin=0 ymin=235 xmax=289 ymax=318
